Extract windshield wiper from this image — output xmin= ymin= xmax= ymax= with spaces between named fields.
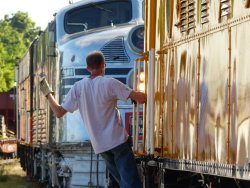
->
xmin=67 ymin=22 xmax=88 ymax=31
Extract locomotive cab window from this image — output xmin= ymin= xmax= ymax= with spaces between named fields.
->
xmin=64 ymin=0 xmax=132 ymax=34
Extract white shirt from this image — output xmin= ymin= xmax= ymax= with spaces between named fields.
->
xmin=61 ymin=76 xmax=132 ymax=154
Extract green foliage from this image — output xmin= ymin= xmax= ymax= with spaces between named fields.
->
xmin=0 ymin=12 xmax=41 ymax=92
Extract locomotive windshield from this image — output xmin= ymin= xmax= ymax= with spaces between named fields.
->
xmin=64 ymin=0 xmax=132 ymax=34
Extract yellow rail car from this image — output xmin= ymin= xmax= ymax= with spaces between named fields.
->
xmin=134 ymin=1 xmax=250 ymax=187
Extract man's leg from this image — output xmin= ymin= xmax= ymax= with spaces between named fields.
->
xmin=100 ymin=150 xmax=121 ymax=184
xmin=113 ymin=141 xmax=143 ymax=188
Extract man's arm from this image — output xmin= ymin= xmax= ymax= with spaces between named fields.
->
xmin=47 ymin=94 xmax=67 ymax=118
xmin=40 ymin=78 xmax=67 ymax=118
xmin=129 ymin=90 xmax=147 ymax=104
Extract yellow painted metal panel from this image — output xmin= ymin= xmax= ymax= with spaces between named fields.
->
xmin=141 ymin=0 xmax=250 ymax=178
xmin=231 ymin=23 xmax=250 ymax=166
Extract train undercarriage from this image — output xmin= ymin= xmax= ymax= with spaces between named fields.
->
xmin=18 ymin=142 xmax=108 ymax=188
xmin=140 ymin=157 xmax=250 ymax=188
xmin=17 ymin=142 xmax=250 ymax=188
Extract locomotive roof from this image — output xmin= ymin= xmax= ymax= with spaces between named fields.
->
xmin=57 ymin=0 xmax=132 ymax=15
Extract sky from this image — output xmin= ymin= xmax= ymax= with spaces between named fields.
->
xmin=0 ymin=0 xmax=80 ymax=29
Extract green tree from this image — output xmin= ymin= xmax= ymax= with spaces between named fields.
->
xmin=0 ymin=11 xmax=41 ymax=92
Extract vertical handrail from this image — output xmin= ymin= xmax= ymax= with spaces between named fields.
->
xmin=15 ymin=66 xmax=19 ymax=140
xmin=135 ymin=62 xmax=141 ymax=151
xmin=134 ymin=55 xmax=148 ymax=154
xmin=143 ymin=57 xmax=148 ymax=154
xmin=147 ymin=49 xmax=155 ymax=155
xmin=132 ymin=60 xmax=138 ymax=152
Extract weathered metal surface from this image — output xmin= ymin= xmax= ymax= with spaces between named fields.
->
xmin=142 ymin=0 xmax=250 ymax=180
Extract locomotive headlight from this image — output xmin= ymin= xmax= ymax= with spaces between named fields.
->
xmin=138 ymin=72 xmax=145 ymax=92
xmin=128 ymin=25 xmax=144 ymax=53
xmin=138 ymin=82 xmax=145 ymax=92
xmin=127 ymin=70 xmax=145 ymax=92
xmin=139 ymin=72 xmax=145 ymax=82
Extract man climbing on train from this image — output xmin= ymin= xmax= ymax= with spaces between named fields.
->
xmin=40 ymin=50 xmax=146 ymax=188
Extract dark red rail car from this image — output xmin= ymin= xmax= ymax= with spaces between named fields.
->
xmin=0 ymin=89 xmax=16 ymax=133
xmin=0 ymin=99 xmax=17 ymax=158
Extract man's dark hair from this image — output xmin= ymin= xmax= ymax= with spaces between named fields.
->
xmin=86 ymin=51 xmax=105 ymax=69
